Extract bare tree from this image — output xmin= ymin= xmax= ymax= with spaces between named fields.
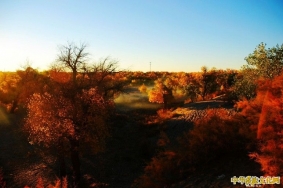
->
xmin=57 ymin=42 xmax=89 ymax=86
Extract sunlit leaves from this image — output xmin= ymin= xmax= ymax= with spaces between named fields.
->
xmin=148 ymin=89 xmax=164 ymax=104
xmin=234 ymin=43 xmax=283 ymax=100
xmin=0 ymin=67 xmax=47 ymax=113
xmin=237 ymin=74 xmax=283 ymax=176
xmin=138 ymin=84 xmax=147 ymax=93
xmin=148 ymin=79 xmax=165 ymax=104
xmin=24 ymin=85 xmax=113 ymax=155
xmin=245 ymin=43 xmax=283 ymax=79
xmin=24 ymin=93 xmax=75 ymax=147
xmin=0 ymin=72 xmax=19 ymax=100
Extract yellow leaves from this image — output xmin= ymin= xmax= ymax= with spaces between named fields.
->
xmin=138 ymin=84 xmax=147 ymax=93
xmin=148 ymin=89 xmax=163 ymax=103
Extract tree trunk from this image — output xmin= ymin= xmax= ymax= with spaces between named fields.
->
xmin=9 ymin=99 xmax=18 ymax=113
xmin=70 ymin=138 xmax=80 ymax=188
xmin=58 ymin=139 xmax=66 ymax=179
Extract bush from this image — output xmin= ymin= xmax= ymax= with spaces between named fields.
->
xmin=156 ymin=109 xmax=174 ymax=120
xmin=138 ymin=84 xmax=148 ymax=93
xmin=134 ymin=108 xmax=256 ymax=187
xmin=178 ymin=111 xmax=255 ymax=166
xmin=244 ymin=74 xmax=283 ymax=179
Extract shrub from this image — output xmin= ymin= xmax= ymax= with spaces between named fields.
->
xmin=178 ymin=111 xmax=255 ymax=166
xmin=138 ymin=84 xmax=148 ymax=93
xmin=156 ymin=109 xmax=174 ymax=120
xmin=244 ymin=75 xmax=283 ymax=179
xmin=134 ymin=108 xmax=256 ymax=187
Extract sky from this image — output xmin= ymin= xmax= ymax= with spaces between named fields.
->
xmin=0 ymin=0 xmax=283 ymax=72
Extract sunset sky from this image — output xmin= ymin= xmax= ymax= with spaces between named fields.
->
xmin=0 ymin=0 xmax=283 ymax=72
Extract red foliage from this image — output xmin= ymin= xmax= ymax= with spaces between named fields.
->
xmin=24 ymin=177 xmax=67 ymax=188
xmin=238 ymin=74 xmax=283 ymax=177
xmin=134 ymin=108 xmax=255 ymax=187
xmin=49 ymin=71 xmax=71 ymax=84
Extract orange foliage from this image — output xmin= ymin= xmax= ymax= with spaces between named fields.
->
xmin=156 ymin=109 xmax=174 ymax=120
xmin=148 ymin=89 xmax=163 ymax=103
xmin=24 ymin=177 xmax=67 ymax=188
xmin=135 ymin=108 xmax=255 ymax=187
xmin=148 ymin=79 xmax=164 ymax=103
xmin=0 ymin=67 xmax=47 ymax=113
xmin=138 ymin=84 xmax=147 ymax=93
xmin=49 ymin=71 xmax=71 ymax=83
xmin=246 ymin=74 xmax=283 ymax=177
xmin=24 ymin=92 xmax=75 ymax=146
xmin=24 ymin=87 xmax=111 ymax=150
xmin=181 ymin=110 xmax=254 ymax=163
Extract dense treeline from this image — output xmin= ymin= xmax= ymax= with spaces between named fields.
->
xmin=1 ymin=68 xmax=239 ymax=111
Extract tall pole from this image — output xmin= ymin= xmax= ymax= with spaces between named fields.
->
xmin=150 ymin=62 xmax=151 ymax=72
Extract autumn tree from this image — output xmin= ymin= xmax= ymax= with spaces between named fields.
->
xmin=24 ymin=42 xmax=123 ymax=187
xmin=234 ymin=43 xmax=283 ymax=100
xmin=0 ymin=72 xmax=19 ymax=112
xmin=178 ymin=73 xmax=200 ymax=102
xmin=138 ymin=83 xmax=147 ymax=93
xmin=185 ymin=81 xmax=200 ymax=102
xmin=233 ymin=69 xmax=257 ymax=100
xmin=199 ymin=66 xmax=218 ymax=100
xmin=148 ymin=78 xmax=166 ymax=104
xmin=240 ymin=74 xmax=283 ymax=178
xmin=0 ymin=65 xmax=48 ymax=113
xmin=244 ymin=43 xmax=283 ymax=79
xmin=148 ymin=78 xmax=174 ymax=108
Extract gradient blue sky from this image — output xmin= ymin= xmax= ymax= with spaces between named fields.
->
xmin=1 ymin=0 xmax=283 ymax=72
